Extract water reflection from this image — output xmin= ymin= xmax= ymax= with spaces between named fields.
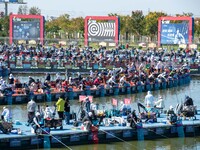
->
xmin=48 ymin=137 xmax=200 ymax=150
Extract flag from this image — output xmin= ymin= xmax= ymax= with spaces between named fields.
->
xmin=124 ymin=98 xmax=131 ymax=105
xmin=112 ymin=98 xmax=118 ymax=106
xmin=79 ymin=95 xmax=86 ymax=102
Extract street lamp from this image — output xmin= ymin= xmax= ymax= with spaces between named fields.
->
xmin=0 ymin=0 xmax=27 ymax=16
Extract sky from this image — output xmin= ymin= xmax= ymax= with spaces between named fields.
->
xmin=0 ymin=0 xmax=200 ymax=18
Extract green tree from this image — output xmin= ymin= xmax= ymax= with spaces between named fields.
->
xmin=119 ymin=15 xmax=132 ymax=41
xmin=45 ymin=19 xmax=61 ymax=39
xmin=145 ymin=11 xmax=167 ymax=42
xmin=45 ymin=14 xmax=71 ymax=39
xmin=176 ymin=12 xmax=193 ymax=17
xmin=108 ymin=13 xmax=130 ymax=42
xmin=17 ymin=5 xmax=28 ymax=15
xmin=29 ymin=6 xmax=41 ymax=15
xmin=70 ymin=17 xmax=84 ymax=38
xmin=130 ymin=10 xmax=145 ymax=42
xmin=0 ymin=16 xmax=9 ymax=37
xmin=194 ymin=18 xmax=200 ymax=42
xmin=108 ymin=13 xmax=118 ymax=17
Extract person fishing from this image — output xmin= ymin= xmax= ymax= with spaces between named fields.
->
xmin=177 ymin=95 xmax=196 ymax=118
xmin=145 ymin=91 xmax=155 ymax=108
xmin=127 ymin=110 xmax=140 ymax=128
xmin=56 ymin=95 xmax=65 ymax=129
xmin=167 ymin=105 xmax=177 ymax=124
xmin=82 ymin=112 xmax=92 ymax=130
xmin=1 ymin=106 xmax=11 ymax=122
xmin=154 ymin=96 xmax=165 ymax=111
xmin=43 ymin=105 xmax=54 ymax=120
xmin=26 ymin=99 xmax=37 ymax=126
xmin=32 ymin=112 xmax=43 ymax=134
xmin=85 ymin=96 xmax=91 ymax=113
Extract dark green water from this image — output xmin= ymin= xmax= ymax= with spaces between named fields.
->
xmin=63 ymin=137 xmax=200 ymax=150
xmin=1 ymin=76 xmax=200 ymax=150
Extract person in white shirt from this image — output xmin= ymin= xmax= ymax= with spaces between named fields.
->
xmin=27 ymin=99 xmax=37 ymax=126
xmin=44 ymin=105 xmax=54 ymax=120
xmin=56 ymin=72 xmax=61 ymax=83
xmin=119 ymin=75 xmax=126 ymax=86
xmin=89 ymin=70 xmax=94 ymax=78
xmin=107 ymin=76 xmax=116 ymax=86
xmin=155 ymin=61 xmax=163 ymax=73
xmin=155 ymin=96 xmax=165 ymax=109
xmin=145 ymin=91 xmax=155 ymax=107
xmin=1 ymin=106 xmax=11 ymax=122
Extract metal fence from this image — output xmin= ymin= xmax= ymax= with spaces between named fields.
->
xmin=0 ymin=37 xmax=200 ymax=49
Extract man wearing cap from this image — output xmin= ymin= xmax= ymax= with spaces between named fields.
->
xmin=167 ymin=105 xmax=177 ymax=124
xmin=32 ymin=112 xmax=42 ymax=134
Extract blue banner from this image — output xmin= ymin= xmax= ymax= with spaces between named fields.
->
xmin=161 ymin=23 xmax=189 ymax=44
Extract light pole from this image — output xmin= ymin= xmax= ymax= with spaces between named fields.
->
xmin=0 ymin=0 xmax=27 ymax=16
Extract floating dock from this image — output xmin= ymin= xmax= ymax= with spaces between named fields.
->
xmin=0 ymin=113 xmax=200 ymax=149
xmin=0 ymin=75 xmax=191 ymax=105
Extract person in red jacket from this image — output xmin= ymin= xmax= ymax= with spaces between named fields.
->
xmin=93 ymin=77 xmax=101 ymax=87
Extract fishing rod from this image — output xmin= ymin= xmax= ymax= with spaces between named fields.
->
xmin=40 ymin=127 xmax=72 ymax=150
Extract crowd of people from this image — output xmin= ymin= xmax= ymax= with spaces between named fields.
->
xmin=0 ymin=47 xmax=192 ymax=98
xmin=0 ymin=43 xmax=197 ymax=134
xmin=0 ymin=87 xmax=196 ymax=134
xmin=24 ymin=95 xmax=71 ymax=133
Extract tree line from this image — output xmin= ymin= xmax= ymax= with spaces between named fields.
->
xmin=0 ymin=5 xmax=200 ymax=43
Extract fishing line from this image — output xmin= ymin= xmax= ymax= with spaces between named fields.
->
xmin=148 ymin=129 xmax=170 ymax=139
xmin=97 ymin=127 xmax=133 ymax=146
xmin=40 ymin=127 xmax=72 ymax=150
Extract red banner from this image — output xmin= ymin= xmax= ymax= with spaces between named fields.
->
xmin=124 ymin=98 xmax=131 ymax=105
xmin=79 ymin=95 xmax=86 ymax=102
xmin=112 ymin=98 xmax=118 ymax=106
xmin=79 ymin=95 xmax=93 ymax=102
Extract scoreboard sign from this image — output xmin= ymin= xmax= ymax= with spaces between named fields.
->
xmin=9 ymin=14 xmax=44 ymax=44
xmin=158 ymin=16 xmax=193 ymax=46
xmin=84 ymin=16 xmax=119 ymax=46
xmin=160 ymin=23 xmax=189 ymax=44
xmin=13 ymin=20 xmax=40 ymax=40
